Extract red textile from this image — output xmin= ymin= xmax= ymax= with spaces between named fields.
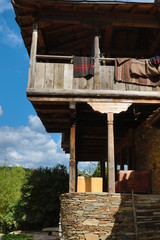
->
xmin=73 ymin=56 xmax=94 ymax=78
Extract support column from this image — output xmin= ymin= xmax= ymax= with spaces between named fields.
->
xmin=28 ymin=23 xmax=38 ymax=88
xmin=107 ymin=112 xmax=115 ymax=193
xmin=93 ymin=33 xmax=100 ymax=90
xmin=69 ymin=123 xmax=76 ymax=193
xmin=100 ymin=160 xmax=106 ymax=192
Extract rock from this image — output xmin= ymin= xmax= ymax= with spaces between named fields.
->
xmin=83 ymin=219 xmax=99 ymax=226
xmin=84 ymin=233 xmax=99 ymax=240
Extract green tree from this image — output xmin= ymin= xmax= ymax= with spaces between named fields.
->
xmin=0 ymin=165 xmax=26 ymax=233
xmin=16 ymin=164 xmax=69 ymax=229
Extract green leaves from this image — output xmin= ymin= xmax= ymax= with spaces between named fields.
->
xmin=0 ymin=164 xmax=69 ymax=233
xmin=16 ymin=164 xmax=69 ymax=229
xmin=0 ymin=166 xmax=26 ymax=233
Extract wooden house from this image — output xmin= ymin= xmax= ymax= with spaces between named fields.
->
xmin=12 ymin=0 xmax=160 ymax=238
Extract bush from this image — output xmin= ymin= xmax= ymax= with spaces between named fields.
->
xmin=0 ymin=166 xmax=26 ymax=233
xmin=16 ymin=164 xmax=69 ymax=230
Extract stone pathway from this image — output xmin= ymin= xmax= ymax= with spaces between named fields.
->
xmin=33 ymin=232 xmax=59 ymax=240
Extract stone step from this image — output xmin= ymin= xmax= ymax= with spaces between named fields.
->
xmin=137 ymin=220 xmax=160 ymax=224
xmin=140 ymin=236 xmax=160 ymax=240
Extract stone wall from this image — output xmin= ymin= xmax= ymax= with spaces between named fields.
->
xmin=135 ymin=122 xmax=160 ymax=194
xmin=60 ymin=193 xmax=135 ymax=240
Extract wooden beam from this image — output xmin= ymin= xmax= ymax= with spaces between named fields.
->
xmin=27 ymin=89 xmax=160 ymax=101
xmin=37 ymin=12 xmax=160 ymax=29
xmin=107 ymin=112 xmax=115 ymax=193
xmin=69 ymin=123 xmax=76 ymax=193
xmin=28 ymin=23 xmax=38 ymax=88
xmin=93 ymin=33 xmax=100 ymax=90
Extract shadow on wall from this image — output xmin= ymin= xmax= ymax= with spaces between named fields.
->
xmin=105 ymin=170 xmax=151 ymax=240
xmin=115 ymin=170 xmax=151 ymax=194
xmin=61 ymin=170 xmax=152 ymax=240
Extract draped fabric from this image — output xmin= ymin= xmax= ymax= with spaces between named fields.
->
xmin=73 ymin=56 xmax=94 ymax=78
xmin=115 ymin=58 xmax=160 ymax=87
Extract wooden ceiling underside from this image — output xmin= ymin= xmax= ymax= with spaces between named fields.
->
xmin=31 ymin=100 xmax=160 ymax=161
xmin=12 ymin=1 xmax=160 ymax=58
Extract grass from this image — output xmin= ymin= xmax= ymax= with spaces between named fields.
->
xmin=1 ymin=234 xmax=33 ymax=240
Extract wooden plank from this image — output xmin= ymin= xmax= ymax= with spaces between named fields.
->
xmin=100 ymin=66 xmax=107 ymax=90
xmin=69 ymin=124 xmax=76 ymax=193
xmin=93 ymin=34 xmax=100 ymax=90
xmin=64 ymin=64 xmax=73 ymax=90
xmin=107 ymin=112 xmax=115 ymax=193
xmin=28 ymin=24 xmax=38 ymax=88
xmin=79 ymin=77 xmax=87 ymax=90
xmin=54 ymin=64 xmax=64 ymax=89
xmin=108 ymin=66 xmax=115 ymax=90
xmin=44 ymin=63 xmax=54 ymax=89
xmin=34 ymin=62 xmax=45 ymax=89
xmin=86 ymin=76 xmax=94 ymax=90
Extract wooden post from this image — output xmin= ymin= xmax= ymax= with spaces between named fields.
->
xmin=100 ymin=160 xmax=106 ymax=192
xmin=69 ymin=123 xmax=76 ymax=193
xmin=28 ymin=23 xmax=38 ymax=88
xmin=93 ymin=33 xmax=100 ymax=90
xmin=107 ymin=112 xmax=115 ymax=193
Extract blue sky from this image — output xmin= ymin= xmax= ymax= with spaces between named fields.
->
xmin=0 ymin=0 xmax=154 ymax=169
xmin=0 ymin=0 xmax=69 ymax=168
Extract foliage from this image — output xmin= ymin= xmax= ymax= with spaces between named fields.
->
xmin=16 ymin=164 xmax=69 ymax=230
xmin=78 ymin=162 xmax=107 ymax=177
xmin=78 ymin=162 xmax=98 ymax=177
xmin=0 ymin=166 xmax=26 ymax=233
xmin=1 ymin=234 xmax=33 ymax=240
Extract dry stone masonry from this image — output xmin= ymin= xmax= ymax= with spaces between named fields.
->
xmin=60 ymin=193 xmax=135 ymax=240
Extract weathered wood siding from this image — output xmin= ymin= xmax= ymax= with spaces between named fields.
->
xmin=30 ymin=63 xmax=160 ymax=92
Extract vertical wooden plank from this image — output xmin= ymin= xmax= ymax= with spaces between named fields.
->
xmin=44 ymin=63 xmax=54 ymax=89
xmin=54 ymin=64 xmax=64 ymax=89
xmin=28 ymin=23 xmax=38 ymax=88
xmin=73 ymin=77 xmax=80 ymax=90
xmin=69 ymin=124 xmax=76 ymax=193
xmin=93 ymin=34 xmax=100 ymax=90
xmin=100 ymin=66 xmax=107 ymax=90
xmin=79 ymin=77 xmax=87 ymax=89
xmin=107 ymin=112 xmax=115 ymax=193
xmin=86 ymin=76 xmax=94 ymax=90
xmin=34 ymin=62 xmax=45 ymax=89
xmin=64 ymin=64 xmax=73 ymax=90
xmin=108 ymin=66 xmax=114 ymax=90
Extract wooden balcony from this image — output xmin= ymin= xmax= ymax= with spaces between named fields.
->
xmin=27 ymin=60 xmax=160 ymax=101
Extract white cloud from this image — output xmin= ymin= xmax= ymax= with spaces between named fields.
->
xmin=0 ymin=115 xmax=69 ymax=169
xmin=0 ymin=106 xmax=3 ymax=116
xmin=0 ymin=17 xmax=22 ymax=47
xmin=0 ymin=0 xmax=12 ymax=13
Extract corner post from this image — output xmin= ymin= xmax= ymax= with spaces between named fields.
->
xmin=93 ymin=31 xmax=100 ymax=90
xmin=69 ymin=123 xmax=76 ymax=193
xmin=107 ymin=112 xmax=115 ymax=193
xmin=28 ymin=23 xmax=38 ymax=88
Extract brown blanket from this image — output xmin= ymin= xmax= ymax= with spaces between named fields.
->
xmin=115 ymin=58 xmax=160 ymax=87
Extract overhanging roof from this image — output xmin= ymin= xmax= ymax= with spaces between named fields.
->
xmin=12 ymin=0 xmax=160 ymax=58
